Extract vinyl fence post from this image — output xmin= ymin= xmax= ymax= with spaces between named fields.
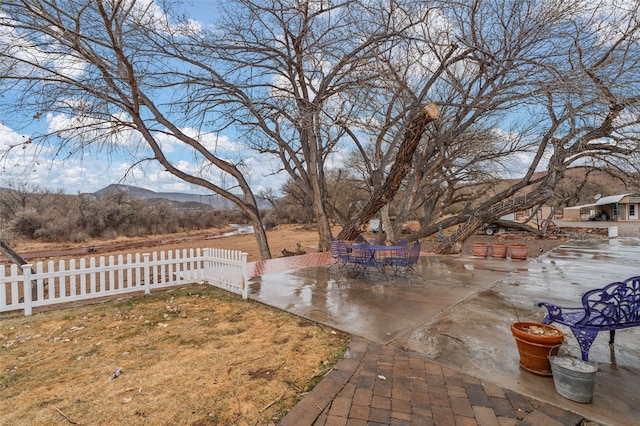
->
xmin=143 ymin=253 xmax=151 ymax=295
xmin=241 ymin=252 xmax=248 ymax=299
xmin=22 ymin=264 xmax=32 ymax=316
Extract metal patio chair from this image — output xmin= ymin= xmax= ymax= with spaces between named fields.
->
xmin=389 ymin=241 xmax=421 ymax=278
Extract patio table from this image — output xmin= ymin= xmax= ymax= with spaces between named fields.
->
xmin=347 ymin=243 xmax=406 ymax=278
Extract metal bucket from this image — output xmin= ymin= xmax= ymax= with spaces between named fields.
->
xmin=549 ymin=356 xmax=597 ymax=403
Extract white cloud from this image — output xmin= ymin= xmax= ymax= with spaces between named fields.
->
xmin=179 ymin=129 xmax=243 ymax=153
xmin=1 ymin=120 xmax=289 ymax=195
xmin=44 ymin=111 xmax=249 ymax=158
xmin=127 ymin=0 xmax=203 ymax=35
xmin=0 ymin=12 xmax=87 ymax=81
xmin=0 ymin=122 xmax=29 ymax=149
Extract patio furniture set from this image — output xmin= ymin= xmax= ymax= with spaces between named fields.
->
xmin=329 ymin=237 xmax=421 ymax=279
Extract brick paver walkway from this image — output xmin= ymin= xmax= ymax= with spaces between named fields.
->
xmin=281 ymin=337 xmax=585 ymax=426
xmin=246 ymin=252 xmax=333 ymax=278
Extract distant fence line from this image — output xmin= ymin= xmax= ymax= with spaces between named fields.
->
xmin=0 ymin=248 xmax=248 ymax=316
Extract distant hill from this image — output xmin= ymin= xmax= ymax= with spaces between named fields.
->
xmin=493 ymin=167 xmax=638 ymax=204
xmin=93 ymin=184 xmax=270 ymax=209
xmin=538 ymin=167 xmax=640 ymax=204
xmin=441 ymin=166 xmax=638 ymax=216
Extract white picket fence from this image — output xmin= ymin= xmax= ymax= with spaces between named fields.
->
xmin=0 ymin=247 xmax=248 ymax=315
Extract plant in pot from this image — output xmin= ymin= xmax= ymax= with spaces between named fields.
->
xmin=511 ymin=321 xmax=564 ymax=376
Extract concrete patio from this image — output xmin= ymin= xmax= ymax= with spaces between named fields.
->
xmin=248 ymin=238 xmax=640 ymax=425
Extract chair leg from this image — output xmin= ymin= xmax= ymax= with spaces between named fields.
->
xmin=609 ymin=330 xmax=615 ymax=344
xmin=394 ymin=265 xmax=407 ymax=278
xmin=572 ymin=328 xmax=598 ymax=361
xmin=330 ymin=259 xmax=344 ymax=273
xmin=378 ymin=263 xmax=389 ymax=280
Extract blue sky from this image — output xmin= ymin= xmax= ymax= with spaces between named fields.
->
xmin=0 ymin=1 xmax=294 ymax=195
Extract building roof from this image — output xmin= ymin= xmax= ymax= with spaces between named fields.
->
xmin=564 ymin=203 xmax=597 ymax=211
xmin=565 ymin=193 xmax=639 ymax=210
xmin=595 ymin=193 xmax=634 ymax=206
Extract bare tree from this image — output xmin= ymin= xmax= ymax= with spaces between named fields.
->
xmin=430 ymin=0 xmax=640 ymax=252
xmin=337 ymin=103 xmax=441 ymax=240
xmin=0 ymin=0 xmax=274 ymax=258
xmin=179 ymin=0 xmax=463 ymax=250
xmin=333 ymin=0 xmax=640 ymax=248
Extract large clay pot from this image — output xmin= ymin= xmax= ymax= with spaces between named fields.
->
xmin=490 ymin=244 xmax=508 ymax=259
xmin=511 ymin=322 xmax=564 ymax=376
xmin=472 ymin=242 xmax=489 ymax=257
xmin=509 ymin=244 xmax=528 ymax=260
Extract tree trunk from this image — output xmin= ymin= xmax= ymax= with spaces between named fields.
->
xmin=380 ymin=204 xmax=394 ymax=244
xmin=307 ymin=147 xmax=333 ymax=252
xmin=1 ymin=240 xmax=38 ymax=300
xmin=251 ymin=216 xmax=272 ymax=260
xmin=237 ymin=191 xmax=272 ymax=259
xmin=313 ymin=194 xmax=333 ymax=252
xmin=338 ymin=103 xmax=440 ymax=241
xmin=0 ymin=240 xmax=27 ymax=266
xmin=434 ymin=215 xmax=486 ymax=254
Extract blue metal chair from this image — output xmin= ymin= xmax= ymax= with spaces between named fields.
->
xmin=389 ymin=241 xmax=421 ymax=278
xmin=329 ymin=238 xmax=356 ymax=273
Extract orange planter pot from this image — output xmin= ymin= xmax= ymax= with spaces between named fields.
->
xmin=472 ymin=242 xmax=489 ymax=257
xmin=490 ymin=244 xmax=508 ymax=258
xmin=511 ymin=322 xmax=564 ymax=376
xmin=509 ymin=244 xmax=528 ymax=260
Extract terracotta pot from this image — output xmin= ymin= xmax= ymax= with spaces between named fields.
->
xmin=509 ymin=244 xmax=528 ymax=260
xmin=490 ymin=244 xmax=508 ymax=259
xmin=511 ymin=322 xmax=564 ymax=376
xmin=471 ymin=242 xmax=489 ymax=257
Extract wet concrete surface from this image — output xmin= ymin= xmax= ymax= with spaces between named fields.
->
xmin=248 ymin=237 xmax=640 ymax=426
xmin=249 ymin=256 xmax=515 ymax=344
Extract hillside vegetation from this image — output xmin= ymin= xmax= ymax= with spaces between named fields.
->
xmin=0 ymin=186 xmax=251 ymax=245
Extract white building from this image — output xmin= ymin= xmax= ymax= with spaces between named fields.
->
xmin=563 ymin=193 xmax=640 ymax=221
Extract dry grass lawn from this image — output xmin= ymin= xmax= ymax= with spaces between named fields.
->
xmin=0 ymin=284 xmax=350 ymax=425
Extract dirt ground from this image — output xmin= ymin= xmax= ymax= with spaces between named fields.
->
xmin=4 ymin=224 xmax=333 ymax=264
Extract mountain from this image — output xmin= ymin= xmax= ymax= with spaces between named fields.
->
xmin=538 ymin=167 xmax=640 ymax=204
xmin=490 ymin=167 xmax=639 ymax=203
xmin=93 ymin=184 xmax=267 ymax=209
